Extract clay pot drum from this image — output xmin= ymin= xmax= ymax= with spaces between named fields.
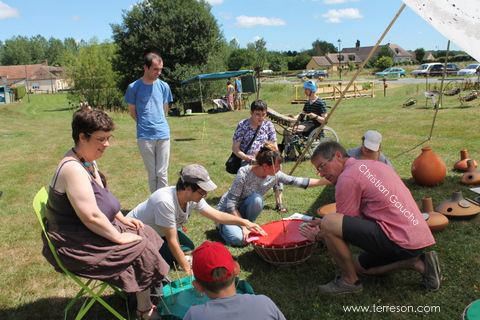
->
xmin=435 ymin=190 xmax=480 ymax=218
xmin=454 ymin=149 xmax=477 ymax=172
xmin=317 ymin=203 xmax=336 ymax=217
xmin=411 ymin=147 xmax=446 ymax=186
xmin=422 ymin=197 xmax=449 ymax=231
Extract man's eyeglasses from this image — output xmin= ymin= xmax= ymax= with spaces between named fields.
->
xmin=253 ymin=112 xmax=267 ymax=118
xmin=86 ymin=133 xmax=114 ymax=143
xmin=316 ymin=155 xmax=333 ymax=173
xmin=196 ymin=189 xmax=208 ymax=198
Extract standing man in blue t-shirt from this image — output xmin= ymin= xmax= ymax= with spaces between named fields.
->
xmin=234 ymin=77 xmax=242 ymax=111
xmin=124 ymin=52 xmax=173 ymax=193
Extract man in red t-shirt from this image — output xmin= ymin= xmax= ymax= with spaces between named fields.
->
xmin=300 ymin=141 xmax=441 ymax=294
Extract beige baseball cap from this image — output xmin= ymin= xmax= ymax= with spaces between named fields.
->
xmin=180 ymin=164 xmax=217 ymax=192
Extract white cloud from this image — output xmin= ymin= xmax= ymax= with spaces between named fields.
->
xmin=72 ymin=15 xmax=82 ymax=21
xmin=206 ymin=0 xmax=224 ymax=5
xmin=322 ymin=8 xmax=363 ymax=23
xmin=234 ymin=15 xmax=286 ymax=28
xmin=0 ymin=1 xmax=20 ymax=20
xmin=219 ymin=11 xmax=232 ymax=20
xmin=252 ymin=35 xmax=262 ymax=42
xmin=323 ymin=0 xmax=359 ymax=4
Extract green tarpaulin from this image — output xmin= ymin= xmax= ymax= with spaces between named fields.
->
xmin=181 ymin=70 xmax=253 ymax=85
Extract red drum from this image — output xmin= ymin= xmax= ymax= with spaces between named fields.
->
xmin=251 ymin=219 xmax=317 ymax=266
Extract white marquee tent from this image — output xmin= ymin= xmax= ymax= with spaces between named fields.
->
xmin=402 ymin=0 xmax=480 ymax=62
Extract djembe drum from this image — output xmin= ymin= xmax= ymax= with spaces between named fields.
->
xmin=250 ymin=219 xmax=317 ymax=266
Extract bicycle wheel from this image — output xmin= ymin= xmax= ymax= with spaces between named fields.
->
xmin=306 ymin=126 xmax=339 ymax=156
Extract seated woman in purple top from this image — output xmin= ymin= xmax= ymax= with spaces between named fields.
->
xmin=42 ymin=108 xmax=169 ymax=320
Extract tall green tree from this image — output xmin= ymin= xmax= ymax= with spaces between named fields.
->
xmin=29 ymin=35 xmax=48 ymax=63
xmin=376 ymin=45 xmax=393 ymax=59
xmin=65 ymin=39 xmax=124 ymax=110
xmin=288 ymin=51 xmax=311 ymax=70
xmin=227 ymin=49 xmax=255 ymax=70
xmin=111 ymin=0 xmax=224 ymax=97
xmin=228 ymin=38 xmax=240 ymax=50
xmin=311 ymin=39 xmax=337 ymax=56
xmin=2 ymin=35 xmax=30 ymax=65
xmin=64 ymin=37 xmax=79 ymax=55
xmin=0 ymin=40 xmax=4 ymax=65
xmin=247 ymin=38 xmax=267 ymax=71
xmin=267 ymin=51 xmax=287 ymax=71
xmin=47 ymin=37 xmax=66 ymax=66
xmin=415 ymin=48 xmax=426 ymax=62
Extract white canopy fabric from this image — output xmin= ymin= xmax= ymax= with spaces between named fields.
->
xmin=402 ymin=0 xmax=480 ymax=61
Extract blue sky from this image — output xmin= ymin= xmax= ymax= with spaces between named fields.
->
xmin=0 ymin=0 xmax=460 ymax=53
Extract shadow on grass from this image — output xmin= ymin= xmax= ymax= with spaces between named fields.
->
xmin=306 ymin=184 xmax=336 ymax=216
xmin=173 ymin=138 xmax=197 ymax=142
xmin=203 ymin=228 xmax=223 ymax=243
xmin=4 ymin=294 xmax=132 ymax=320
xmin=44 ymin=106 xmax=76 ymax=112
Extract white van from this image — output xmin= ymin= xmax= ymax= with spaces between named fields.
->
xmin=411 ymin=63 xmax=442 ymax=77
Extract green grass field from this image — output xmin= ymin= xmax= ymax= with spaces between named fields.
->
xmin=1 ymin=81 xmax=480 ymax=319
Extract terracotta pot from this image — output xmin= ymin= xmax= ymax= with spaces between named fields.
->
xmin=461 ymin=160 xmax=480 ymax=184
xmin=435 ymin=190 xmax=480 ymax=218
xmin=421 ymin=197 xmax=449 ymax=231
xmin=454 ymin=149 xmax=478 ymax=172
xmin=411 ymin=147 xmax=446 ymax=186
xmin=318 ymin=203 xmax=336 ymax=217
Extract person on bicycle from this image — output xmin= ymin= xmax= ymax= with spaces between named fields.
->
xmin=282 ymin=80 xmax=327 ymax=160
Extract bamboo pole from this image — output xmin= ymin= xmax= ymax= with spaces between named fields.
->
xmin=429 ymin=40 xmax=450 ymax=139
xmin=289 ymin=3 xmax=407 ymax=175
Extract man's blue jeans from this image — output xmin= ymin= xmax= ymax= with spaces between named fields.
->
xmin=219 ymin=193 xmax=264 ymax=246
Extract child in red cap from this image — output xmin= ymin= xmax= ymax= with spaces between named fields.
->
xmin=183 ymin=241 xmax=286 ymax=320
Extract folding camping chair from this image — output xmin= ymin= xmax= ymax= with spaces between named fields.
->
xmin=33 ymin=187 xmax=130 ymax=320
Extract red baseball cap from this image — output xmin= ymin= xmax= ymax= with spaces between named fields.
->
xmin=192 ymin=241 xmax=234 ymax=282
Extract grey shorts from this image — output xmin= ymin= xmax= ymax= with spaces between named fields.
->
xmin=342 ymin=215 xmax=424 ymax=270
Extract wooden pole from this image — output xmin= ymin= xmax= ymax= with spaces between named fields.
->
xmin=429 ymin=40 xmax=450 ymax=139
xmin=289 ymin=3 xmax=407 ymax=175
xmin=198 ymin=79 xmax=204 ymax=112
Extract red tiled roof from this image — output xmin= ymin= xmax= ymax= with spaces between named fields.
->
xmin=0 ymin=64 xmax=43 ymax=80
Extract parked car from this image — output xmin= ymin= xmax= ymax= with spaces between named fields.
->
xmin=296 ymin=71 xmax=309 ymax=79
xmin=411 ymin=63 xmax=442 ymax=77
xmin=308 ymin=70 xmax=329 ymax=79
xmin=427 ymin=63 xmax=460 ymax=77
xmin=458 ymin=63 xmax=480 ymax=76
xmin=375 ymin=67 xmax=406 ymax=77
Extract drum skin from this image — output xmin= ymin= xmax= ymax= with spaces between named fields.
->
xmin=251 ymin=219 xmax=317 ymax=266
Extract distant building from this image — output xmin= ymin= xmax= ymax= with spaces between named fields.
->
xmin=423 ymin=51 xmax=435 ymax=60
xmin=306 ymin=43 xmax=413 ymax=71
xmin=306 ymin=53 xmax=361 ymax=71
xmin=0 ymin=59 xmax=70 ymax=94
xmin=341 ymin=43 xmax=414 ymax=63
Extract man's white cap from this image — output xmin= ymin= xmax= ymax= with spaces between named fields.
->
xmin=363 ymin=130 xmax=382 ymax=152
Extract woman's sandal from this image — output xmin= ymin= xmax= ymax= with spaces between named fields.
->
xmin=275 ymin=203 xmax=288 ymax=213
xmin=136 ymin=305 xmax=161 ymax=320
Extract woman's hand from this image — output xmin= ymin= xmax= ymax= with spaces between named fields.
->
xmin=241 ymin=226 xmax=251 ymax=243
xmin=119 ymin=216 xmax=145 ymax=230
xmin=245 ymin=222 xmax=267 ymax=236
xmin=116 ymin=232 xmax=143 ymax=244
